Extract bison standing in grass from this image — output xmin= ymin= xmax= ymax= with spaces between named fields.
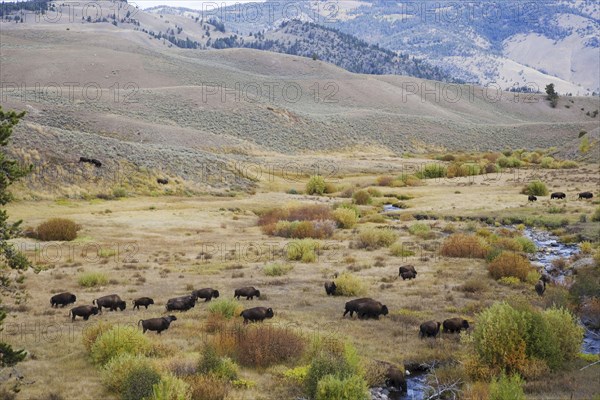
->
xmin=93 ymin=294 xmax=126 ymax=313
xmin=166 ymin=295 xmax=196 ymax=311
xmin=535 ymin=280 xmax=546 ymax=296
xmin=550 ymin=192 xmax=566 ymax=200
xmin=70 ymin=305 xmax=99 ymax=321
xmin=528 ymin=195 xmax=537 ymax=202
xmin=419 ymin=321 xmax=441 ymax=338
xmin=234 ymin=286 xmax=261 ymax=300
xmin=356 ymin=302 xmax=389 ymax=319
xmin=132 ymin=297 xmax=154 ymax=310
xmin=343 ymin=298 xmax=386 ymax=318
xmin=442 ymin=318 xmax=470 ymax=333
xmin=240 ymin=307 xmax=274 ymax=324
xmin=139 ymin=316 xmax=177 ymax=334
xmin=192 ymin=288 xmax=220 ymax=302
xmin=578 ymin=191 xmax=593 ymax=200
xmin=50 ymin=292 xmax=76 ymax=308
xmin=324 ymin=281 xmax=337 ymax=296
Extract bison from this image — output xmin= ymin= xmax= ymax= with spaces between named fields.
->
xmin=324 ymin=281 xmax=337 ymax=296
xmin=550 ymin=192 xmax=566 ymax=200
xmin=356 ymin=302 xmax=389 ymax=319
xmin=90 ymin=159 xmax=102 ymax=168
xmin=578 ymin=192 xmax=593 ymax=200
xmin=400 ymin=271 xmax=416 ymax=280
xmin=234 ymin=286 xmax=261 ymax=300
xmin=192 ymin=288 xmax=220 ymax=302
xmin=79 ymin=157 xmax=101 ymax=167
xmin=50 ymin=292 xmax=76 ymax=308
xmin=535 ymin=280 xmax=546 ymax=296
xmin=240 ymin=307 xmax=274 ymax=324
xmin=93 ymin=294 xmax=126 ymax=313
xmin=419 ymin=321 xmax=441 ymax=338
xmin=343 ymin=298 xmax=378 ymax=318
xmin=132 ymin=297 xmax=154 ymax=310
xmin=138 ymin=316 xmax=177 ymax=334
xmin=399 ymin=265 xmax=417 ymax=276
xmin=166 ymin=295 xmax=196 ymax=311
xmin=443 ymin=318 xmax=469 ymax=333
xmin=157 ymin=178 xmax=169 ymax=185
xmin=528 ymin=195 xmax=537 ymax=202
xmin=374 ymin=360 xmax=407 ymax=393
xmin=69 ymin=305 xmax=99 ymax=321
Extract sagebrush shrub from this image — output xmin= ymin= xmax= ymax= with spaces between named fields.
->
xmin=185 ymin=375 xmax=229 ymax=400
xmin=122 ymin=366 xmax=161 ymax=400
xmin=263 ymin=263 xmax=293 ymax=276
xmin=441 ymin=234 xmax=489 ymax=258
xmin=333 ymin=208 xmax=358 ymax=229
xmin=305 ymin=343 xmax=363 ymax=399
xmin=315 ymin=374 xmax=369 ymax=400
xmin=352 ymin=190 xmax=371 ymax=205
xmin=306 ymin=175 xmax=326 ymax=195
xmin=489 ymin=373 xmax=525 ymax=400
xmin=389 ymin=242 xmax=415 ymax=257
xmin=416 ymin=163 xmax=447 ymax=179
xmin=207 ymin=299 xmax=243 ymax=319
xmin=36 ymin=218 xmax=80 ymax=241
xmin=356 ymin=227 xmax=397 ymax=250
xmin=151 ymin=375 xmax=191 ymax=400
xmin=334 ymin=273 xmax=367 ymax=296
xmin=91 ymin=326 xmax=153 ymax=365
xmin=102 ymin=354 xmax=158 ymax=394
xmin=82 ymin=321 xmax=114 ymax=352
xmin=286 ymin=239 xmax=320 ymax=262
xmin=522 ymin=180 xmax=548 ymax=196
xmin=78 ymin=272 xmax=109 ymax=288
xmin=488 ymin=252 xmax=533 ymax=281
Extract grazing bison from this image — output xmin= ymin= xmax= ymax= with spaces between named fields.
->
xmin=578 ymin=192 xmax=593 ymax=200
xmin=157 ymin=178 xmax=169 ymax=185
xmin=90 ymin=159 xmax=102 ymax=167
xmin=192 ymin=288 xmax=220 ymax=302
xmin=240 ymin=307 xmax=274 ymax=324
xmin=400 ymin=271 xmax=416 ymax=281
xmin=132 ymin=297 xmax=154 ymax=310
xmin=234 ymin=286 xmax=261 ymax=300
xmin=399 ymin=265 xmax=417 ymax=276
xmin=535 ymin=280 xmax=546 ymax=296
xmin=166 ymin=295 xmax=196 ymax=311
xmin=443 ymin=318 xmax=470 ymax=333
xmin=50 ymin=292 xmax=76 ymax=308
xmin=419 ymin=321 xmax=441 ymax=338
xmin=343 ymin=298 xmax=377 ymax=318
xmin=324 ymin=281 xmax=337 ymax=296
xmin=79 ymin=157 xmax=91 ymax=163
xmin=528 ymin=195 xmax=537 ymax=202
xmin=138 ymin=316 xmax=177 ymax=334
xmin=93 ymin=294 xmax=126 ymax=313
xmin=356 ymin=302 xmax=389 ymax=319
xmin=79 ymin=157 xmax=102 ymax=167
xmin=69 ymin=305 xmax=99 ymax=321
xmin=550 ymin=192 xmax=566 ymax=200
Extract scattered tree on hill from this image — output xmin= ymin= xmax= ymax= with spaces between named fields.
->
xmin=545 ymin=83 xmax=559 ymax=108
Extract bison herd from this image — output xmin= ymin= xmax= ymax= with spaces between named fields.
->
xmin=531 ymin=191 xmax=594 ymax=201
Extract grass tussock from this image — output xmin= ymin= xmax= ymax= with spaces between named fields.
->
xmin=263 ymin=263 xmax=294 ymax=276
xmin=332 ymin=208 xmax=358 ymax=229
xmin=36 ymin=218 xmax=81 ymax=241
xmin=90 ymin=325 xmax=153 ymax=365
xmin=207 ymin=299 xmax=244 ymax=319
xmin=487 ymin=252 xmax=533 ymax=281
xmin=441 ymin=234 xmax=489 ymax=259
xmin=78 ymin=272 xmax=109 ymax=287
xmin=355 ymin=227 xmax=397 ymax=250
xmin=286 ymin=239 xmax=320 ymax=263
xmin=333 ymin=273 xmax=367 ymax=296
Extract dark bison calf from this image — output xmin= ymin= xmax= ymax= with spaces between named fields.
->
xmin=343 ymin=298 xmax=377 ymax=318
xmin=166 ymin=295 xmax=196 ymax=311
xmin=443 ymin=318 xmax=469 ymax=333
xmin=70 ymin=305 xmax=99 ymax=321
xmin=528 ymin=195 xmax=537 ymax=202
xmin=419 ymin=321 xmax=441 ymax=338
xmin=240 ymin=307 xmax=274 ymax=324
xmin=550 ymin=192 xmax=566 ymax=199
xmin=400 ymin=271 xmax=416 ymax=280
xmin=578 ymin=191 xmax=593 ymax=200
xmin=234 ymin=286 xmax=261 ymax=300
xmin=324 ymin=281 xmax=337 ymax=296
xmin=50 ymin=292 xmax=76 ymax=307
xmin=94 ymin=294 xmax=126 ymax=313
xmin=139 ymin=316 xmax=177 ymax=334
xmin=535 ymin=280 xmax=546 ymax=296
xmin=157 ymin=178 xmax=169 ymax=185
xmin=357 ymin=302 xmax=389 ymax=319
xmin=132 ymin=297 xmax=154 ymax=310
xmin=192 ymin=288 xmax=220 ymax=302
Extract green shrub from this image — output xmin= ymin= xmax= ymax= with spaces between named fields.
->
xmin=122 ymin=365 xmax=162 ymax=400
xmin=316 ymin=374 xmax=369 ymax=400
xmin=283 ymin=365 xmax=309 ymax=383
xmin=514 ymin=237 xmax=536 ymax=253
xmin=540 ymin=157 xmax=554 ymax=168
xmin=488 ymin=252 xmax=533 ymax=281
xmin=416 ymin=163 xmax=447 ymax=179
xmin=498 ymin=276 xmax=521 ymax=286
xmin=498 ymin=156 xmax=522 ymax=168
xmin=352 ymin=190 xmax=371 ymax=205
xmin=36 ymin=218 xmax=80 ymax=241
xmin=286 ymin=239 xmax=320 ymax=262
xmin=102 ymin=354 xmax=158 ymax=394
xmin=112 ymin=187 xmax=127 ymax=198
xmin=78 ymin=272 xmax=109 ymax=288
xmin=263 ymin=263 xmax=293 ymax=276
xmin=334 ymin=273 xmax=367 ymax=296
xmin=441 ymin=234 xmax=489 ymax=258
xmin=408 ymin=222 xmax=432 ymax=238
xmin=306 ymin=175 xmax=326 ymax=195
xmin=333 ymin=208 xmax=358 ymax=229
xmin=389 ymin=242 xmax=415 ymax=257
xmin=489 ymin=373 xmax=525 ymax=400
xmin=186 ymin=375 xmax=229 ymax=400
xmin=356 ymin=227 xmax=397 ymax=250
xmin=305 ymin=343 xmax=363 ymax=399
xmin=542 ymin=307 xmax=584 ymax=369
xmin=522 ymin=180 xmax=548 ymax=196
xmin=151 ymin=375 xmax=191 ymax=400
xmin=83 ymin=321 xmax=114 ymax=352
xmin=198 ymin=345 xmax=238 ymax=381
xmin=91 ymin=326 xmax=153 ymax=365
xmin=367 ymin=187 xmax=382 ymax=197
xmin=207 ymin=299 xmax=243 ymax=319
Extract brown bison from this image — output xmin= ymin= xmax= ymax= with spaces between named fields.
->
xmin=399 ymin=265 xmax=417 ymax=276
xmin=419 ymin=321 xmax=441 ymax=338
xmin=343 ymin=298 xmax=378 ymax=318
xmin=93 ymin=294 xmax=126 ymax=313
xmin=356 ymin=302 xmax=389 ymax=319
xmin=138 ymin=316 xmax=177 ymax=334
xmin=374 ymin=360 xmax=407 ymax=393
xmin=157 ymin=178 xmax=169 ymax=185
xmin=550 ymin=192 xmax=566 ymax=199
xmin=166 ymin=295 xmax=196 ymax=311
xmin=400 ymin=271 xmax=416 ymax=280
xmin=535 ymin=280 xmax=546 ymax=296
xmin=528 ymin=195 xmax=537 ymax=202
xmin=234 ymin=286 xmax=261 ymax=300
xmin=324 ymin=281 xmax=337 ymax=296
xmin=240 ymin=307 xmax=274 ymax=324
xmin=69 ymin=305 xmax=99 ymax=321
xmin=132 ymin=297 xmax=154 ymax=310
xmin=443 ymin=318 xmax=470 ymax=333
xmin=192 ymin=288 xmax=220 ymax=302
xmin=578 ymin=192 xmax=593 ymax=200
xmin=50 ymin=292 xmax=76 ymax=307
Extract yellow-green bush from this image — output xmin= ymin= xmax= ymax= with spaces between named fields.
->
xmin=122 ymin=365 xmax=162 ymax=400
xmin=316 ymin=374 xmax=369 ymax=400
xmin=333 ymin=208 xmax=358 ymax=229
xmin=185 ymin=375 xmax=229 ymax=400
xmin=305 ymin=343 xmax=364 ymax=399
xmin=352 ymin=190 xmax=372 ymax=205
xmin=334 ymin=273 xmax=367 ymax=296
xmin=283 ymin=365 xmax=310 ymax=384
xmin=207 ymin=299 xmax=243 ymax=319
xmin=286 ymin=239 xmax=320 ymax=262
xmin=389 ymin=242 xmax=415 ymax=257
xmin=82 ymin=321 xmax=114 ymax=352
xmin=416 ymin=163 xmax=447 ymax=179
xmin=306 ymin=175 xmax=326 ymax=195
xmin=514 ymin=236 xmax=536 ymax=253
xmin=488 ymin=252 xmax=533 ymax=281
xmin=441 ymin=234 xmax=489 ymax=258
xmin=498 ymin=277 xmax=521 ymax=286
xmin=407 ymin=222 xmax=432 ymax=239
xmin=489 ymin=373 xmax=525 ymax=400
xmin=522 ymin=180 xmax=548 ymax=196
xmin=356 ymin=227 xmax=397 ymax=250
xmin=91 ymin=325 xmax=153 ymax=365
xmin=102 ymin=353 xmax=158 ymax=394
xmin=78 ymin=272 xmax=109 ymax=287
xmin=151 ymin=375 xmax=191 ymax=400
xmin=36 ymin=218 xmax=80 ymax=241
xmin=263 ymin=263 xmax=293 ymax=276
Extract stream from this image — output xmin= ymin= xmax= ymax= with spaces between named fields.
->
xmin=370 ymin=227 xmax=599 ymax=400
